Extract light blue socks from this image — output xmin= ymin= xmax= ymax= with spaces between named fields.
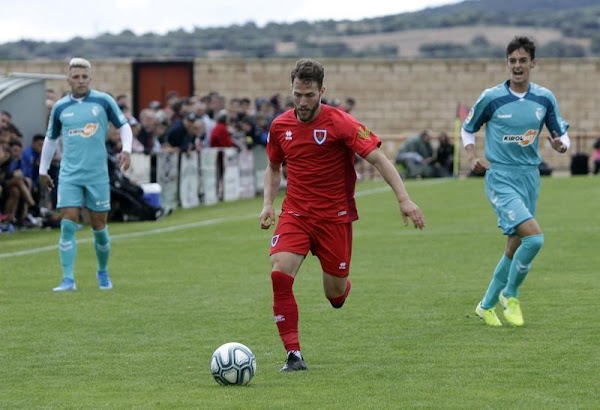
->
xmin=503 ymin=234 xmax=544 ymax=298
xmin=93 ymin=226 xmax=111 ymax=273
xmin=480 ymin=234 xmax=544 ymax=308
xmin=59 ymin=219 xmax=79 ymax=281
xmin=481 ymin=253 xmax=511 ymax=309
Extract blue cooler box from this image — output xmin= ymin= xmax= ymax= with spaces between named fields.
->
xmin=141 ymin=183 xmax=162 ymax=208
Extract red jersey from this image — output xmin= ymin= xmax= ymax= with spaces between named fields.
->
xmin=267 ymin=104 xmax=381 ymax=223
xmin=210 ymin=122 xmax=235 ymax=148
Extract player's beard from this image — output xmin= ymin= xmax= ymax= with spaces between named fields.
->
xmin=72 ymin=86 xmax=89 ymax=98
xmin=295 ymin=103 xmax=320 ymax=123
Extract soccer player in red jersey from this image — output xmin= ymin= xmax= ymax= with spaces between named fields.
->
xmin=259 ymin=58 xmax=426 ymax=372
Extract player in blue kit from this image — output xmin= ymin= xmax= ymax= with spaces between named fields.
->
xmin=462 ymin=36 xmax=570 ymax=326
xmin=39 ymin=58 xmax=133 ymax=292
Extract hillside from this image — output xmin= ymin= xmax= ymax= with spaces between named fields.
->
xmin=309 ymin=26 xmax=592 ymax=58
xmin=1 ymin=0 xmax=599 ymax=59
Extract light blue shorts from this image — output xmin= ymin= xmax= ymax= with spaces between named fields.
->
xmin=57 ymin=181 xmax=111 ymax=212
xmin=484 ymin=164 xmax=540 ymax=236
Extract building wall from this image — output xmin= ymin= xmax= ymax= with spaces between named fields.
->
xmin=2 ymin=58 xmax=598 ymax=171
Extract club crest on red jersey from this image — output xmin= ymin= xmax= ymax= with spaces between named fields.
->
xmin=271 ymin=234 xmax=280 ymax=247
xmin=313 ymin=129 xmax=327 ymax=145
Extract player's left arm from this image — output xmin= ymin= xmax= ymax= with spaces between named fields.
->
xmin=544 ymin=91 xmax=570 ymax=154
xmin=365 ymin=148 xmax=425 ymax=229
xmin=117 ymin=123 xmax=133 ymax=170
xmin=546 ymin=130 xmax=569 ymax=154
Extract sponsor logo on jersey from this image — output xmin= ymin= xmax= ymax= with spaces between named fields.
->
xmin=63 ymin=112 xmax=74 ymax=118
xmin=92 ymin=106 xmax=100 ymax=117
xmin=502 ymin=129 xmax=537 ymax=146
xmin=497 ymin=113 xmax=512 ymax=119
xmin=284 ymin=130 xmax=292 ymax=140
xmin=313 ymin=129 xmax=327 ymax=145
xmin=67 ymin=123 xmax=99 ymax=138
xmin=357 ymin=126 xmax=371 ymax=139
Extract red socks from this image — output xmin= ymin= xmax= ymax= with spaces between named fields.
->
xmin=271 ymin=271 xmax=300 ymax=351
xmin=328 ymin=280 xmax=352 ymax=309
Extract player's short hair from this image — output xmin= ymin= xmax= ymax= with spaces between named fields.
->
xmin=506 ymin=36 xmax=536 ymax=60
xmin=69 ymin=57 xmax=91 ymax=69
xmin=291 ymin=58 xmax=325 ymax=89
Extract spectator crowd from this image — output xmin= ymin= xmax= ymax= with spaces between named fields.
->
xmin=0 ymin=89 xmax=360 ymax=233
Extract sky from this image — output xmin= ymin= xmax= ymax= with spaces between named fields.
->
xmin=1 ymin=0 xmax=464 ymax=44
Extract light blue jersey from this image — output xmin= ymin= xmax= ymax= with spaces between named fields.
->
xmin=46 ymin=89 xmax=127 ymax=184
xmin=463 ymin=80 xmax=569 ymax=168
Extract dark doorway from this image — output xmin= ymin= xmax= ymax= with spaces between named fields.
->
xmin=132 ymin=60 xmax=194 ymax=117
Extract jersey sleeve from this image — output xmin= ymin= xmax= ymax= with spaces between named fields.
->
xmin=336 ymin=111 xmax=381 ymax=158
xmin=265 ymin=123 xmax=284 ymax=165
xmin=462 ymin=90 xmax=490 ymax=134
xmin=45 ymin=103 xmax=62 ymax=140
xmin=105 ymin=94 xmax=128 ymax=128
xmin=543 ymin=90 xmax=569 ymax=137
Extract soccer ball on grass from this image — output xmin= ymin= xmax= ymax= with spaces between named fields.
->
xmin=210 ymin=342 xmax=256 ymax=386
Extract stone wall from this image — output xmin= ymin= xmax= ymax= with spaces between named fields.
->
xmin=2 ymin=58 xmax=598 ymax=171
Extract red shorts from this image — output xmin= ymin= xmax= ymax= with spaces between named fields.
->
xmin=270 ymin=212 xmax=353 ymax=277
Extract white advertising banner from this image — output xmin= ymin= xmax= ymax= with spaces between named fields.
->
xmin=126 ymin=153 xmax=151 ymax=185
xmin=156 ymin=152 xmax=179 ymax=210
xmin=201 ymin=148 xmax=218 ymax=206
xmin=223 ymin=148 xmax=240 ymax=202
xmin=179 ymin=151 xmax=200 ymax=209
xmin=238 ymin=148 xmax=255 ymax=199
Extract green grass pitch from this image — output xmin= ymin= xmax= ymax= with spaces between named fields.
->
xmin=1 ymin=176 xmax=598 ymax=408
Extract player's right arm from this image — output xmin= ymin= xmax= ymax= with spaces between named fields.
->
xmin=39 ymin=103 xmax=61 ymax=190
xmin=260 ymin=160 xmax=282 ymax=229
xmin=461 ymin=128 xmax=489 ymax=174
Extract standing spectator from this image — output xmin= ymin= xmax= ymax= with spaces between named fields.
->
xmin=253 ymin=113 xmax=270 ymax=146
xmin=259 ymin=58 xmax=425 ymax=372
xmin=137 ymin=109 xmax=162 ymax=155
xmin=463 ymin=36 xmax=570 ymax=327
xmin=164 ymin=111 xmax=196 ymax=153
xmin=39 ymin=57 xmax=133 ymax=292
xmin=209 ymin=110 xmax=238 ymax=149
xmin=192 ymin=118 xmax=208 ymax=151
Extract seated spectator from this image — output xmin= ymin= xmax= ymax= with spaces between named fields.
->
xmin=21 ymin=134 xmax=46 ymax=208
xmin=341 ymin=97 xmax=356 ymax=114
xmin=1 ymin=140 xmax=36 ymax=226
xmin=434 ymin=131 xmax=455 ymax=177
xmin=395 ymin=130 xmax=436 ymax=178
xmin=592 ymin=138 xmax=600 ymax=175
xmin=0 ymin=110 xmax=12 ymax=129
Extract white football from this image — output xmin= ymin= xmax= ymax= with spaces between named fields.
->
xmin=210 ymin=342 xmax=256 ymax=386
